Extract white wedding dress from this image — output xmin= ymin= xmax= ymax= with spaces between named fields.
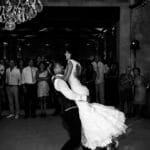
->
xmin=67 ymin=59 xmax=127 ymax=150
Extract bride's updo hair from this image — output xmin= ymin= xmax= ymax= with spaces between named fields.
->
xmin=65 ymin=48 xmax=79 ymax=61
xmin=65 ymin=49 xmax=73 ymax=55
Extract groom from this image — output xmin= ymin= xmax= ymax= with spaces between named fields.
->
xmin=52 ymin=59 xmax=94 ymax=150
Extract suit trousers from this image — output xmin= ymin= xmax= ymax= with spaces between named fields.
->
xmin=61 ymin=108 xmax=82 ymax=150
xmin=62 ymin=108 xmax=108 ymax=150
xmin=6 ymin=85 xmax=20 ymax=115
xmin=24 ymin=84 xmax=37 ymax=117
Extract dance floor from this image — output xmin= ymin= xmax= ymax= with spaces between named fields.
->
xmin=0 ymin=113 xmax=150 ymax=150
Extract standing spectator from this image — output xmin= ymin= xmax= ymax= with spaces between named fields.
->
xmin=6 ymin=59 xmax=21 ymax=119
xmin=22 ymin=59 xmax=38 ymax=118
xmin=18 ymin=59 xmax=25 ymax=110
xmin=4 ymin=59 xmax=9 ymax=69
xmin=47 ymin=60 xmax=54 ymax=76
xmin=18 ymin=59 xmax=24 ymax=73
xmin=81 ymin=59 xmax=96 ymax=103
xmin=0 ymin=59 xmax=5 ymax=71
xmin=41 ymin=56 xmax=45 ymax=62
xmin=119 ymin=66 xmax=134 ymax=117
xmin=105 ymin=62 xmax=119 ymax=107
xmin=36 ymin=62 xmax=49 ymax=117
xmin=0 ymin=59 xmax=5 ymax=119
xmin=36 ymin=56 xmax=41 ymax=67
xmin=92 ymin=55 xmax=106 ymax=104
xmin=47 ymin=61 xmax=56 ymax=108
xmin=133 ymin=67 xmax=147 ymax=118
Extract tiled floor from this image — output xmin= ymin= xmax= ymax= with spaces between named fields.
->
xmin=0 ymin=115 xmax=150 ymax=150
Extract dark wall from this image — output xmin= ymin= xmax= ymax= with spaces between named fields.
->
xmin=131 ymin=5 xmax=150 ymax=79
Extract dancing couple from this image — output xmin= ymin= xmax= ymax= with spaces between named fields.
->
xmin=52 ymin=50 xmax=127 ymax=150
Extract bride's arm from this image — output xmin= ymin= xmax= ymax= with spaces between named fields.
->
xmin=54 ymin=78 xmax=87 ymax=101
xmin=63 ymin=61 xmax=73 ymax=81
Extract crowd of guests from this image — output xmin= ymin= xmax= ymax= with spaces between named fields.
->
xmin=119 ymin=66 xmax=148 ymax=119
xmin=0 ymin=54 xmax=148 ymax=120
xmin=0 ymin=57 xmax=54 ymax=119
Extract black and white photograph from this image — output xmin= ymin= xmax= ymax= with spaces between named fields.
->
xmin=0 ymin=0 xmax=150 ymax=150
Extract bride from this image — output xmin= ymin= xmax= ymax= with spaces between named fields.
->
xmin=62 ymin=49 xmax=127 ymax=150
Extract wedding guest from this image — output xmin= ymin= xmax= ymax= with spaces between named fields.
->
xmin=0 ymin=59 xmax=5 ymax=74
xmin=36 ymin=56 xmax=41 ymax=67
xmin=80 ymin=59 xmax=96 ymax=103
xmin=22 ymin=59 xmax=38 ymax=118
xmin=18 ymin=59 xmax=25 ymax=109
xmin=6 ymin=59 xmax=21 ymax=119
xmin=119 ymin=66 xmax=134 ymax=117
xmin=133 ymin=67 xmax=147 ymax=118
xmin=105 ymin=62 xmax=119 ymax=107
xmin=92 ymin=55 xmax=106 ymax=104
xmin=36 ymin=61 xmax=49 ymax=117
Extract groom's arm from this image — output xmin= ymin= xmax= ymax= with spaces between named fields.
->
xmin=54 ymin=78 xmax=87 ymax=101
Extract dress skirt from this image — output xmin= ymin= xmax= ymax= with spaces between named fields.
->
xmin=37 ymin=81 xmax=49 ymax=98
xmin=76 ymin=101 xmax=127 ymax=150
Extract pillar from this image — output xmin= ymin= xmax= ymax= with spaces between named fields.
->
xmin=119 ymin=6 xmax=131 ymax=73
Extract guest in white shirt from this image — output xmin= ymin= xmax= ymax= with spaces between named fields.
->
xmin=92 ymin=55 xmax=107 ymax=104
xmin=22 ymin=59 xmax=38 ymax=118
xmin=6 ymin=59 xmax=21 ymax=119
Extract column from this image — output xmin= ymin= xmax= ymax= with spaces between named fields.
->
xmin=119 ymin=6 xmax=131 ymax=73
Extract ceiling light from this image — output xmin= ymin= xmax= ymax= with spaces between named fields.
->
xmin=0 ymin=0 xmax=43 ymax=31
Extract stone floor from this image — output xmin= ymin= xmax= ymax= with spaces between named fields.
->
xmin=0 ymin=113 xmax=150 ymax=150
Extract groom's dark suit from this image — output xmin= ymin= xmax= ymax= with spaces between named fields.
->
xmin=53 ymin=75 xmax=83 ymax=150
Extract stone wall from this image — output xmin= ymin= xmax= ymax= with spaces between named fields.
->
xmin=131 ymin=5 xmax=150 ymax=78
xmin=119 ymin=6 xmax=131 ymax=73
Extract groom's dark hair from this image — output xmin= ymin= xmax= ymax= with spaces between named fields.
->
xmin=53 ymin=58 xmax=66 ymax=68
xmin=54 ymin=54 xmax=66 ymax=67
